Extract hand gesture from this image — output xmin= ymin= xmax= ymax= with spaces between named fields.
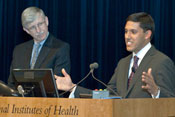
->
xmin=142 ymin=68 xmax=159 ymax=96
xmin=54 ymin=68 xmax=75 ymax=92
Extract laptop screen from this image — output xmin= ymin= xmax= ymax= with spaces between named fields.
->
xmin=12 ymin=68 xmax=59 ymax=97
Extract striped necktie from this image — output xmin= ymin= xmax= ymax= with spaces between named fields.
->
xmin=30 ymin=43 xmax=41 ymax=69
xmin=127 ymin=56 xmax=139 ymax=88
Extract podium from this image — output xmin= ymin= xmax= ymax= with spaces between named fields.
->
xmin=0 ymin=97 xmax=175 ymax=117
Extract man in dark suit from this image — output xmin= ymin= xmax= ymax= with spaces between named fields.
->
xmin=8 ymin=6 xmax=70 ymax=88
xmin=55 ymin=12 xmax=175 ymax=98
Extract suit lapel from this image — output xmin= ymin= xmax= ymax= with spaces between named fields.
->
xmin=24 ymin=41 xmax=33 ymax=68
xmin=124 ymin=46 xmax=156 ymax=97
xmin=121 ymin=55 xmax=132 ymax=97
xmin=34 ymin=35 xmax=52 ymax=68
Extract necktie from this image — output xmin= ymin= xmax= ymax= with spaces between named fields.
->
xmin=127 ymin=56 xmax=139 ymax=88
xmin=30 ymin=43 xmax=41 ymax=69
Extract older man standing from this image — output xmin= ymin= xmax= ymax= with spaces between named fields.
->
xmin=8 ymin=6 xmax=70 ymax=88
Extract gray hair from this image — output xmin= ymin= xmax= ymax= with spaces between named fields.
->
xmin=21 ymin=7 xmax=45 ymax=28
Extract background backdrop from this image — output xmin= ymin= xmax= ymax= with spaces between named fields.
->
xmin=0 ymin=0 xmax=175 ymax=90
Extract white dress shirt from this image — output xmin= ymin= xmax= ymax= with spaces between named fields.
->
xmin=129 ymin=42 xmax=160 ymax=98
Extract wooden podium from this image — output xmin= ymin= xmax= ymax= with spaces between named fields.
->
xmin=0 ymin=97 xmax=175 ymax=117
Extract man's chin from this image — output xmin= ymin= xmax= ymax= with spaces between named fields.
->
xmin=34 ymin=36 xmax=46 ymax=41
xmin=34 ymin=38 xmax=45 ymax=42
xmin=126 ymin=47 xmax=133 ymax=52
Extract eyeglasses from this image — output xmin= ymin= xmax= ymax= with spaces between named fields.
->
xmin=27 ymin=20 xmax=46 ymax=32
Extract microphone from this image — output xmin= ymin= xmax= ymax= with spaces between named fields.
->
xmin=132 ymin=67 xmax=135 ymax=73
xmin=76 ymin=62 xmax=99 ymax=86
xmin=59 ymin=62 xmax=119 ymax=97
xmin=90 ymin=62 xmax=99 ymax=70
xmin=91 ymin=66 xmax=119 ymax=96
xmin=17 ymin=85 xmax=25 ymax=97
xmin=59 ymin=62 xmax=96 ymax=96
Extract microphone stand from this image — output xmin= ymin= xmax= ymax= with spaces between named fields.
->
xmin=59 ymin=62 xmax=119 ymax=97
xmin=91 ymin=69 xmax=119 ymax=96
xmin=59 ymin=70 xmax=92 ymax=96
xmin=17 ymin=85 xmax=25 ymax=97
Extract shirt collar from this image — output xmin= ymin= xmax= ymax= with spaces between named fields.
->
xmin=34 ymin=32 xmax=49 ymax=46
xmin=132 ymin=42 xmax=151 ymax=64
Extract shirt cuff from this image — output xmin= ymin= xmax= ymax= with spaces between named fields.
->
xmin=151 ymin=87 xmax=160 ymax=99
xmin=68 ymin=85 xmax=77 ymax=98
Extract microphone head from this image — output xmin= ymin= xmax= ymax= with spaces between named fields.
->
xmin=89 ymin=62 xmax=99 ymax=69
xmin=17 ymin=85 xmax=24 ymax=94
xmin=132 ymin=67 xmax=135 ymax=73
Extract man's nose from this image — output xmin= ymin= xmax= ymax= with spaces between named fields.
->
xmin=35 ymin=25 xmax=41 ymax=33
xmin=125 ymin=31 xmax=131 ymax=39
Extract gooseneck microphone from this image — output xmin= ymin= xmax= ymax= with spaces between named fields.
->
xmin=17 ymin=85 xmax=25 ymax=97
xmin=59 ymin=62 xmax=119 ymax=97
xmin=75 ymin=62 xmax=99 ymax=86
xmin=91 ymin=69 xmax=119 ymax=96
xmin=59 ymin=62 xmax=96 ymax=96
xmin=90 ymin=62 xmax=99 ymax=70
xmin=89 ymin=62 xmax=119 ymax=96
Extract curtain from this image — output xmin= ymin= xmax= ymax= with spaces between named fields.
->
xmin=0 ymin=0 xmax=174 ymax=89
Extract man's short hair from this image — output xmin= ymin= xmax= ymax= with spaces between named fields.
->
xmin=126 ymin=12 xmax=155 ymax=39
xmin=21 ymin=6 xmax=45 ymax=28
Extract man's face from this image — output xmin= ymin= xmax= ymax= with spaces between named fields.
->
xmin=125 ymin=21 xmax=149 ymax=54
xmin=24 ymin=14 xmax=49 ymax=43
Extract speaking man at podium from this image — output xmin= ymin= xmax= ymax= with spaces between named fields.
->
xmin=8 ymin=7 xmax=70 ymax=88
xmin=55 ymin=12 xmax=175 ymax=98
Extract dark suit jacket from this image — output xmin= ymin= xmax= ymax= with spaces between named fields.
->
xmin=75 ymin=46 xmax=175 ymax=98
xmin=8 ymin=34 xmax=70 ymax=87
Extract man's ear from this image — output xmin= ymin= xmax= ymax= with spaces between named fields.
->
xmin=45 ymin=16 xmax=49 ymax=26
xmin=145 ymin=30 xmax=152 ymax=40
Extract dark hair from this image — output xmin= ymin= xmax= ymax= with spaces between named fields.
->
xmin=126 ymin=12 xmax=155 ymax=39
